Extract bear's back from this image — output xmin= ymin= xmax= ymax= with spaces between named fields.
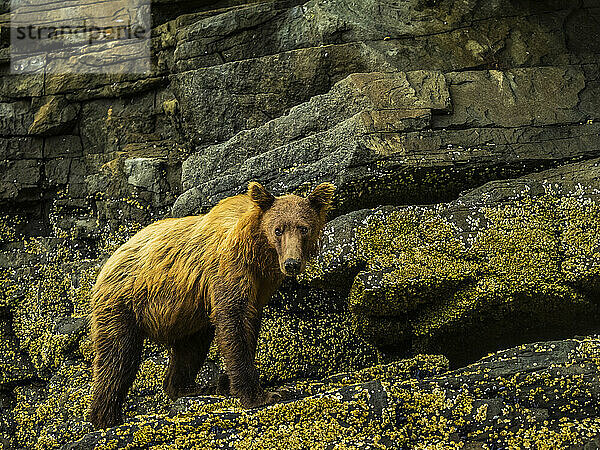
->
xmin=91 ymin=194 xmax=256 ymax=330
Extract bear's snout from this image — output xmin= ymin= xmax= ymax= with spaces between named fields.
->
xmin=284 ymin=258 xmax=301 ymax=276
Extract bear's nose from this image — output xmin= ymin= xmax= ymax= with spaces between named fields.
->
xmin=284 ymin=258 xmax=301 ymax=275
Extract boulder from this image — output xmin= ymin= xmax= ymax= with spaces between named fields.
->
xmin=170 ymin=42 xmax=383 ymax=147
xmin=301 ymin=159 xmax=600 ymax=365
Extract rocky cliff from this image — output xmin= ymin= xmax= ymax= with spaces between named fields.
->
xmin=1 ymin=0 xmax=600 ymax=448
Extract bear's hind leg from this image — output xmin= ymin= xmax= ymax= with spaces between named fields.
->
xmin=89 ymin=311 xmax=143 ymax=429
xmin=163 ymin=326 xmax=215 ymax=400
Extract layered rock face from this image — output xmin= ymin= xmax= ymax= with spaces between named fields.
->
xmin=1 ymin=0 xmax=600 ymax=448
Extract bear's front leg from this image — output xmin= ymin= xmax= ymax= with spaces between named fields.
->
xmin=212 ymin=288 xmax=280 ymax=408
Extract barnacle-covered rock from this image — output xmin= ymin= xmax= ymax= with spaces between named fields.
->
xmin=382 ymin=337 xmax=600 ymax=448
xmin=303 ymin=160 xmax=600 ymax=364
xmin=11 ymin=245 xmax=95 ymax=377
xmin=256 ymin=285 xmax=379 ymax=383
xmin=61 ymin=337 xmax=600 ymax=449
xmin=0 ymin=321 xmax=35 ymax=385
xmin=11 ymin=359 xmax=94 ymax=450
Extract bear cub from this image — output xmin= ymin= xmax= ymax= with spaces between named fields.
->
xmin=89 ymin=182 xmax=335 ymax=429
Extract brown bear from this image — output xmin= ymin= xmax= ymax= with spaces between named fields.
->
xmin=88 ymin=181 xmax=335 ymax=429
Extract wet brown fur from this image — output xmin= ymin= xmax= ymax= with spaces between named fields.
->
xmin=88 ymin=182 xmax=335 ymax=429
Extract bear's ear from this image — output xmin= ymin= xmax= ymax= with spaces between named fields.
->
xmin=308 ymin=182 xmax=336 ymax=212
xmin=248 ymin=182 xmax=275 ymax=211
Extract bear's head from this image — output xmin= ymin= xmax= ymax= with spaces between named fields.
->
xmin=248 ymin=182 xmax=335 ymax=277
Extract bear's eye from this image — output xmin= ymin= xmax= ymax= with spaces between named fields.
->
xmin=299 ymin=226 xmax=309 ymax=235
xmin=274 ymin=227 xmax=283 ymax=236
